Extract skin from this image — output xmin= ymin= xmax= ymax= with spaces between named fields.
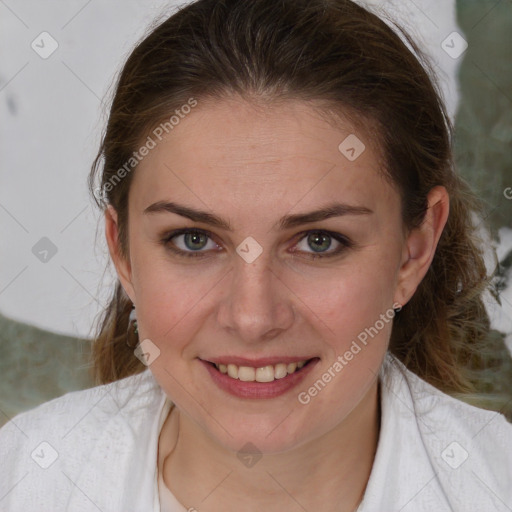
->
xmin=105 ymin=96 xmax=449 ymax=511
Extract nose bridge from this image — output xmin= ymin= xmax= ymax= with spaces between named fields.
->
xmin=219 ymin=251 xmax=294 ymax=342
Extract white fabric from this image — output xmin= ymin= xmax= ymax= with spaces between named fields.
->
xmin=1 ymin=352 xmax=511 ymax=511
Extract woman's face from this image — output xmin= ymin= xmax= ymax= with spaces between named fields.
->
xmin=108 ymin=97 xmax=415 ymax=453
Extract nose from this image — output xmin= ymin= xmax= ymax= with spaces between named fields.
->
xmin=216 ymin=253 xmax=295 ymax=344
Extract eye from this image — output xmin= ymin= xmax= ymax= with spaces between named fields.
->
xmin=161 ymin=228 xmax=353 ymax=260
xmin=292 ymin=230 xmax=353 ymax=259
xmin=161 ymin=228 xmax=220 ymax=258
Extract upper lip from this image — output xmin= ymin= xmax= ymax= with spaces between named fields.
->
xmin=201 ymin=356 xmax=317 ymax=367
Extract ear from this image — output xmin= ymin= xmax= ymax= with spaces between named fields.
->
xmin=104 ymin=204 xmax=136 ymax=304
xmin=393 ymin=186 xmax=449 ymax=307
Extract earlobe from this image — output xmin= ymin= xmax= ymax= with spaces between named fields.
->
xmin=104 ymin=205 xmax=136 ymax=303
xmin=393 ymin=186 xmax=450 ymax=307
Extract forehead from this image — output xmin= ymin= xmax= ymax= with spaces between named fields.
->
xmin=131 ymin=97 xmax=396 ymax=220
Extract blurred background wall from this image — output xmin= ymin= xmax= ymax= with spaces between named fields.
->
xmin=1 ymin=0 xmax=511 ymax=427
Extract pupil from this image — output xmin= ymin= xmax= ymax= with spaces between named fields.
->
xmin=308 ymin=232 xmax=330 ymax=252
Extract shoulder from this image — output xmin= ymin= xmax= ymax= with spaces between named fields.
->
xmin=382 ymin=352 xmax=512 ymax=509
xmin=383 ymin=353 xmax=512 ymax=438
xmin=1 ymin=368 xmax=162 ymax=439
xmin=0 ymin=369 xmax=166 ymax=510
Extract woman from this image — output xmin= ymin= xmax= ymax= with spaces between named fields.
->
xmin=1 ymin=0 xmax=511 ymax=510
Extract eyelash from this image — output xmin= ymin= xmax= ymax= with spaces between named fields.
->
xmin=160 ymin=228 xmax=354 ymax=260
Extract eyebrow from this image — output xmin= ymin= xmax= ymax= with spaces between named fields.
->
xmin=143 ymin=200 xmax=373 ymax=231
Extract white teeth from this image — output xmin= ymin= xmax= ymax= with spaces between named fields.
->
xmin=214 ymin=360 xmax=310 ymax=382
xmin=287 ymin=362 xmax=297 ymax=374
xmin=238 ymin=366 xmax=256 ymax=381
xmin=227 ymin=364 xmax=238 ymax=379
xmin=255 ymin=366 xmax=274 ymax=382
xmin=274 ymin=363 xmax=288 ymax=379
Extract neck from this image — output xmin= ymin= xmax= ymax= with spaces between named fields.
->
xmin=161 ymin=380 xmax=381 ymax=512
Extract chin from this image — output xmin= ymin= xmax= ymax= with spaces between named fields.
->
xmin=202 ymin=411 xmax=314 ymax=456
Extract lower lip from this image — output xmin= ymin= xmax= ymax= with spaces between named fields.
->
xmin=199 ymin=358 xmax=319 ymax=399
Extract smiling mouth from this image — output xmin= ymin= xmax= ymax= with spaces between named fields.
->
xmin=203 ymin=358 xmax=318 ymax=383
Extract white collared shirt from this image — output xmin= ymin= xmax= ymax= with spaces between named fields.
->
xmin=1 ymin=352 xmax=511 ymax=511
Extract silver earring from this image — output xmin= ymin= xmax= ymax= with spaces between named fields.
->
xmin=128 ymin=305 xmax=138 ymax=334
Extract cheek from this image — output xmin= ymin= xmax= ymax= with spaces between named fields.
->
xmin=294 ymin=263 xmax=395 ymax=418
xmin=292 ymin=250 xmax=398 ymax=339
xmin=128 ymin=245 xmax=217 ymax=344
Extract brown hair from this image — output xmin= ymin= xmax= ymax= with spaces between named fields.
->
xmin=88 ymin=0 xmax=511 ymax=417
